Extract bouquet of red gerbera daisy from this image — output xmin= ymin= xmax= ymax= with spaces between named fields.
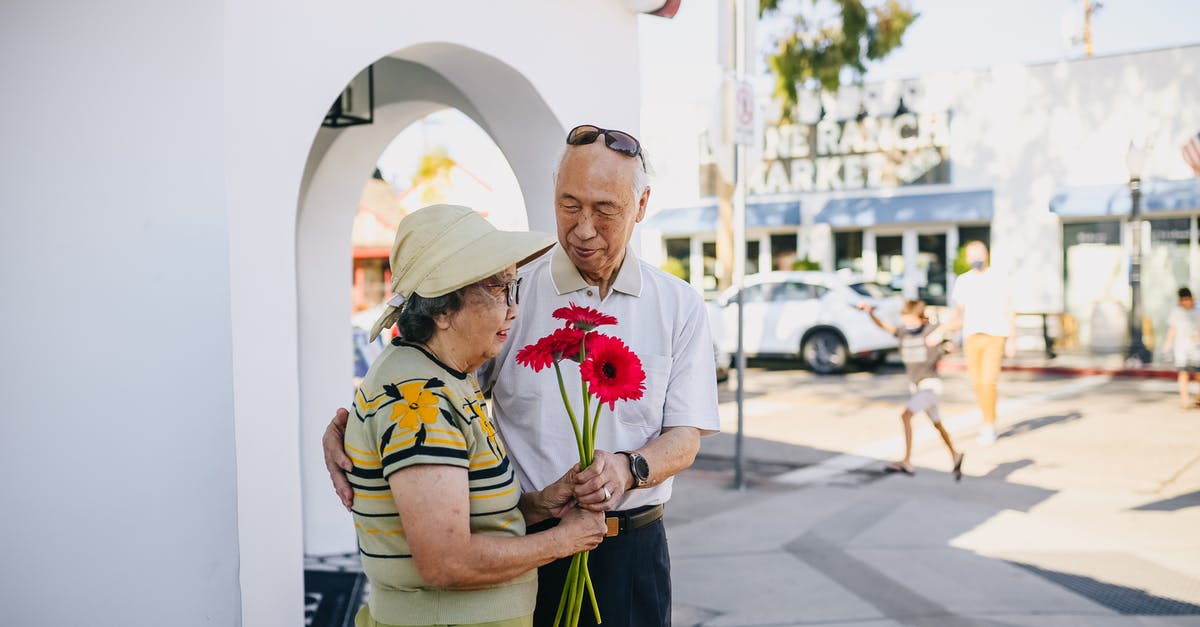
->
xmin=515 ymin=303 xmax=646 ymax=626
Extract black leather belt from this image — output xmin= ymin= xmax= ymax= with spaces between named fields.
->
xmin=604 ymin=504 xmax=664 ymax=538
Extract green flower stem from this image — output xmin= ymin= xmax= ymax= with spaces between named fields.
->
xmin=554 ymin=553 xmax=580 ymax=627
xmin=590 ymin=402 xmax=602 ymax=455
xmin=552 ymin=361 xmax=587 ymax=464
xmin=584 ymin=552 xmax=601 ymax=623
xmin=566 ymin=553 xmax=584 ymax=626
xmin=579 ymin=334 xmax=592 ymax=467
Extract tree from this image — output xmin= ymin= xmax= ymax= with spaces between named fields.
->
xmin=411 ymin=148 xmax=457 ymax=205
xmin=760 ymin=0 xmax=918 ymax=121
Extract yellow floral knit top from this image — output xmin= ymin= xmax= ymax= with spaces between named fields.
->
xmin=345 ymin=340 xmax=534 ymax=625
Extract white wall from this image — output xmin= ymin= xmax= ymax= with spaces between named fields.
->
xmin=0 ymin=2 xmax=240 ymax=626
xmin=1 ymin=1 xmax=647 ymax=626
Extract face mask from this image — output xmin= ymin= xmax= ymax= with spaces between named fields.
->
xmin=969 ymin=261 xmax=985 ymax=271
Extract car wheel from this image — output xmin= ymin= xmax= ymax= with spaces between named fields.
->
xmin=801 ymin=329 xmax=849 ymax=374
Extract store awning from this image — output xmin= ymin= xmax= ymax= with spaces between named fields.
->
xmin=1050 ymin=178 xmax=1200 ymax=217
xmin=642 ymin=200 xmax=800 ymax=235
xmin=813 ymin=190 xmax=994 ymax=227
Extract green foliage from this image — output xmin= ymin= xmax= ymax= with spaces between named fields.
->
xmin=952 ymin=244 xmax=971 ymax=275
xmin=792 ymin=255 xmax=822 ymax=271
xmin=660 ymin=257 xmax=689 ymax=281
xmin=760 ymin=0 xmax=918 ymax=121
xmin=411 ymin=148 xmax=456 ymax=187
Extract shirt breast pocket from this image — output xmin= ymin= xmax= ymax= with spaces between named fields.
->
xmin=614 ymin=353 xmax=673 ymax=435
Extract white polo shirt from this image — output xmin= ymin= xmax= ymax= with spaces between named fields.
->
xmin=482 ymin=246 xmax=721 ymax=511
xmin=951 ymin=268 xmax=1014 ymax=338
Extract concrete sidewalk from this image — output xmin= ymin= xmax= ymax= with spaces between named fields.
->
xmin=666 ymin=372 xmax=1200 ymax=626
xmin=940 ymin=350 xmax=1177 ymax=380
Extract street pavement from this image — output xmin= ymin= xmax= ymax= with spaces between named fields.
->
xmin=666 ymin=361 xmax=1200 ymax=626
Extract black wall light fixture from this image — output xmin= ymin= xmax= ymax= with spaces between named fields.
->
xmin=323 ymin=65 xmax=374 ymax=128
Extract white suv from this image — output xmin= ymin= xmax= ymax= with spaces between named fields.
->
xmin=708 ymin=271 xmax=904 ymax=374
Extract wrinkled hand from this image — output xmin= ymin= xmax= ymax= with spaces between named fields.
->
xmin=539 ymin=465 xmax=581 ymax=519
xmin=323 ymin=408 xmax=354 ymax=510
xmin=573 ymin=450 xmax=632 ymax=512
xmin=555 ymin=506 xmax=607 ymax=555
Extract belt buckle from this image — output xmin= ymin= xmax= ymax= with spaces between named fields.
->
xmin=605 ymin=517 xmax=620 ymax=538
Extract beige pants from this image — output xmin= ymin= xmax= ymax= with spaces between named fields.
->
xmin=964 ymin=333 xmax=1006 ymax=425
xmin=355 ymin=605 xmax=533 ymax=627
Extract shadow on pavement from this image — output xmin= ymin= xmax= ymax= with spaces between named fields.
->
xmin=997 ymin=411 xmax=1083 ymax=440
xmin=669 ymin=430 xmax=1200 ymax=625
xmin=1131 ymin=489 xmax=1200 ymax=512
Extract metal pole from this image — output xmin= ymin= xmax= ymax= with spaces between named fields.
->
xmin=1128 ymin=177 xmax=1151 ymax=365
xmin=732 ymin=0 xmax=748 ymax=491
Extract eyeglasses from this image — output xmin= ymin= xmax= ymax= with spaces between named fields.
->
xmin=480 ymin=277 xmax=521 ymax=307
xmin=566 ymin=124 xmax=646 ymax=171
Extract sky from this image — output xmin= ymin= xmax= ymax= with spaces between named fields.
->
xmin=376 ymin=1 xmax=1200 ymax=225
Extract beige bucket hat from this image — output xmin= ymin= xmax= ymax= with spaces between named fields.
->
xmin=369 ymin=204 xmax=556 ymax=341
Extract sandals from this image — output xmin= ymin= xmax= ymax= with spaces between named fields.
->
xmin=884 ymin=462 xmax=915 ymax=476
xmin=953 ymin=453 xmax=965 ymax=482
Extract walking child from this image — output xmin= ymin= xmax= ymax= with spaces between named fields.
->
xmin=858 ymin=299 xmax=965 ymax=481
xmin=1161 ymin=287 xmax=1200 ymax=408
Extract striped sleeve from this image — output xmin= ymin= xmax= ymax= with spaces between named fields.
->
xmin=360 ymin=377 xmax=470 ymax=479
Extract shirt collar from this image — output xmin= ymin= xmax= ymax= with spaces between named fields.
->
xmin=550 ymin=245 xmax=642 ymax=297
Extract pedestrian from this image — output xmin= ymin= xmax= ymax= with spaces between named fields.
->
xmin=324 ymin=124 xmax=721 ymax=627
xmin=859 ymin=300 xmax=964 ymax=481
xmin=340 ymin=205 xmax=607 ymax=627
xmin=945 ymin=241 xmax=1015 ymax=446
xmin=1161 ymin=286 xmax=1200 ymax=409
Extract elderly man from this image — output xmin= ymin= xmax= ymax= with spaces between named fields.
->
xmin=325 ymin=124 xmax=720 ymax=626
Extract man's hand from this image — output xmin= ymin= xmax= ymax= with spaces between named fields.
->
xmin=855 ymin=302 xmax=874 ymax=313
xmin=323 ymin=408 xmax=354 ymax=510
xmin=573 ymin=450 xmax=632 ymax=513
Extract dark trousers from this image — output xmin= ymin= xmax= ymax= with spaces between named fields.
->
xmin=531 ymin=518 xmax=671 ymax=627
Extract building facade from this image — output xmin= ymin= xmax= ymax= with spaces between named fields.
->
xmin=642 ymin=45 xmax=1200 ymax=352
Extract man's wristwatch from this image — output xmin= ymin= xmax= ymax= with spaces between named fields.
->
xmin=618 ymin=451 xmax=650 ymax=489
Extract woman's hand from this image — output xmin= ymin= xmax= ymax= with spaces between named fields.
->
xmin=521 ymin=465 xmax=581 ymax=524
xmin=552 ymin=506 xmax=607 ymax=557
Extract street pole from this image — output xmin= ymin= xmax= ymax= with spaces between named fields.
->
xmin=731 ymin=0 xmax=748 ymax=491
xmin=1127 ymin=176 xmax=1151 ymax=366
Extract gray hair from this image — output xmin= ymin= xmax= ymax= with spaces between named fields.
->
xmin=554 ymin=144 xmax=653 ymax=202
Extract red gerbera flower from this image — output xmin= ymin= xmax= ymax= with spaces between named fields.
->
xmin=579 ymin=333 xmax=646 ymax=409
xmin=516 ymin=327 xmax=586 ymax=372
xmin=552 ymin=302 xmax=617 ymax=331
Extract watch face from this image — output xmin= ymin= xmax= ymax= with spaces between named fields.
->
xmin=632 ymin=454 xmax=650 ymax=481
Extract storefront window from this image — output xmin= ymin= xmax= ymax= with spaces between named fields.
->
xmin=746 ymin=240 xmax=761 ymax=275
xmin=917 ymin=233 xmax=948 ymax=306
xmin=1146 ymin=217 xmax=1192 ymax=350
xmin=1062 ymin=220 xmax=1125 ymax=353
xmin=663 ymin=237 xmax=691 ymax=283
xmin=834 ymin=231 xmax=863 ymax=272
xmin=770 ymin=233 xmax=798 ymax=271
xmin=876 ymin=235 xmax=904 ymax=292
xmin=702 ymin=241 xmax=718 ymax=294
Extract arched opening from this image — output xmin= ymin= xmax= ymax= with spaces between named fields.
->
xmin=295 ymin=45 xmax=565 ymax=565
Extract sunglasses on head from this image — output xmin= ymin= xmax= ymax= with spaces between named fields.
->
xmin=566 ymin=124 xmax=646 ymax=171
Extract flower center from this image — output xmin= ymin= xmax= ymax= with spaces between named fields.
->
xmin=409 ymin=402 xmax=420 ymax=409
xmin=602 ymin=362 xmax=617 ymax=378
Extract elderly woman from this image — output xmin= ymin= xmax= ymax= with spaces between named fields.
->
xmin=346 ymin=204 xmax=606 ymax=627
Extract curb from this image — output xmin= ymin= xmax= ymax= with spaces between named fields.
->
xmin=939 ymin=360 xmax=1176 ymax=380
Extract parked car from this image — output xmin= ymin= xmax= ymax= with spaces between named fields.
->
xmin=708 ymin=271 xmax=904 ymax=374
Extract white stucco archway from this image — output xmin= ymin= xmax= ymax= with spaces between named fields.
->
xmin=297 ymin=45 xmax=566 ymax=555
